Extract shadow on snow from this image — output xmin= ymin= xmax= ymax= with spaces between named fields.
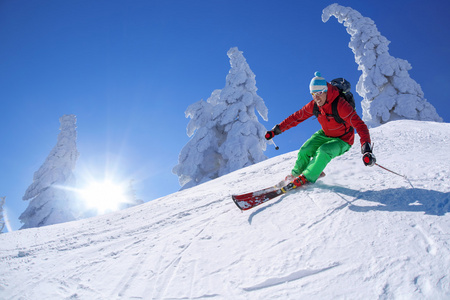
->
xmin=319 ymin=184 xmax=450 ymax=216
xmin=247 ymin=184 xmax=449 ymax=224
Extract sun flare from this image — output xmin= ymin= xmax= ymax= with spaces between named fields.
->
xmin=80 ymin=181 xmax=128 ymax=213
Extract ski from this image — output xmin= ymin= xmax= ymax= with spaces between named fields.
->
xmin=232 ymin=183 xmax=298 ymax=211
xmin=231 ymin=173 xmax=325 ymax=211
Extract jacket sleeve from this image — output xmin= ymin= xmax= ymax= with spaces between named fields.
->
xmin=338 ymin=100 xmax=371 ymax=146
xmin=278 ymin=100 xmax=315 ymax=132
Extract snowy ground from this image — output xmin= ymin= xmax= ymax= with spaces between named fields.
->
xmin=1 ymin=120 xmax=449 ymax=299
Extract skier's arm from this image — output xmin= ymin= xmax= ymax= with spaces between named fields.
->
xmin=338 ymin=100 xmax=371 ymax=146
xmin=279 ymin=101 xmax=315 ymax=131
xmin=338 ymin=101 xmax=376 ymax=166
xmin=265 ymin=101 xmax=314 ymax=140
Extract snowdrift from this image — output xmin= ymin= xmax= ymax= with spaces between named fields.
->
xmin=1 ymin=120 xmax=449 ymax=299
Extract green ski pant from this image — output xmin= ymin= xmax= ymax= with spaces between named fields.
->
xmin=292 ymin=130 xmax=351 ymax=182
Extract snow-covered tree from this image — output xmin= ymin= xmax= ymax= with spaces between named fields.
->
xmin=322 ymin=4 xmax=442 ymax=126
xmin=173 ymin=95 xmax=220 ymax=189
xmin=173 ymin=47 xmax=269 ymax=190
xmin=217 ymin=48 xmax=269 ymax=175
xmin=0 ymin=196 xmax=5 ymax=233
xmin=20 ymin=114 xmax=80 ymax=229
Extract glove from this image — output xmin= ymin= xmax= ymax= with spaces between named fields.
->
xmin=363 ymin=152 xmax=376 ymax=167
xmin=361 ymin=142 xmax=376 ymax=167
xmin=265 ymin=125 xmax=282 ymax=140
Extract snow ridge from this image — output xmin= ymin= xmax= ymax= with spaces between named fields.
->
xmin=1 ymin=120 xmax=449 ymax=299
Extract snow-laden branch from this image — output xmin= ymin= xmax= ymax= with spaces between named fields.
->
xmin=323 ymin=3 xmax=442 ymax=126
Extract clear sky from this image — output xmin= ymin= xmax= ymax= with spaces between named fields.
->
xmin=1 ymin=0 xmax=449 ymax=232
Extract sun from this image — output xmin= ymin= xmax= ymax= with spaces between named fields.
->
xmin=80 ymin=180 xmax=128 ymax=213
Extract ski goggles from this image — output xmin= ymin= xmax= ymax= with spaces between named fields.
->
xmin=311 ymin=88 xmax=327 ymax=96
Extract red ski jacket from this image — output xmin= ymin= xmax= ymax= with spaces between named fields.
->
xmin=278 ymin=83 xmax=371 ymax=146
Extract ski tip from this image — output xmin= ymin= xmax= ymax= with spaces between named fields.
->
xmin=231 ymin=195 xmax=244 ymax=211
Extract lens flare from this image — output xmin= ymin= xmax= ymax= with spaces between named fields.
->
xmin=80 ymin=181 xmax=127 ymax=213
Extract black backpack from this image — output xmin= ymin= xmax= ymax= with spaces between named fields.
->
xmin=313 ymin=78 xmax=356 ymax=124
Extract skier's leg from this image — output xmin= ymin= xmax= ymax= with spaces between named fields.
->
xmin=292 ymin=130 xmax=328 ymax=176
xmin=302 ymin=138 xmax=351 ymax=182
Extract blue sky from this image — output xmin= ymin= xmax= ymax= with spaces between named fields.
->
xmin=1 ymin=0 xmax=449 ymax=232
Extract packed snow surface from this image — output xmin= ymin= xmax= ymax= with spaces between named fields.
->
xmin=1 ymin=120 xmax=449 ymax=299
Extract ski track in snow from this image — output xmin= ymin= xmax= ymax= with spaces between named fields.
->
xmin=243 ymin=262 xmax=341 ymax=292
xmin=1 ymin=120 xmax=450 ymax=299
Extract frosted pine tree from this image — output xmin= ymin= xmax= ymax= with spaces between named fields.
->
xmin=322 ymin=4 xmax=442 ymax=126
xmin=216 ymin=47 xmax=269 ymax=176
xmin=20 ymin=114 xmax=80 ymax=229
xmin=173 ymin=47 xmax=269 ymax=189
xmin=173 ymin=94 xmax=221 ymax=189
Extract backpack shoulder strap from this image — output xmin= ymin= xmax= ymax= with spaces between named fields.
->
xmin=332 ymin=97 xmax=355 ymax=138
xmin=313 ymin=102 xmax=320 ymax=117
xmin=331 ymin=97 xmax=345 ymax=124
xmin=313 ymin=97 xmax=350 ymax=125
xmin=313 ymin=98 xmax=342 ymax=121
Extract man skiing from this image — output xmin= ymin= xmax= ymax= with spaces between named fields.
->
xmin=265 ymin=72 xmax=376 ymax=187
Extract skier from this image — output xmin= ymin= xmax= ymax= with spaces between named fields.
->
xmin=265 ymin=72 xmax=376 ymax=187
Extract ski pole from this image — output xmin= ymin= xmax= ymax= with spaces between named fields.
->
xmin=272 ymin=139 xmax=279 ymax=150
xmin=375 ymin=163 xmax=414 ymax=188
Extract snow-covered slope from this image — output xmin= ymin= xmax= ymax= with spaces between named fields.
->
xmin=1 ymin=120 xmax=449 ymax=299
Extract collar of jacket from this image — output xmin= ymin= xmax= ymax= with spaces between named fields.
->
xmin=318 ymin=83 xmax=340 ymax=111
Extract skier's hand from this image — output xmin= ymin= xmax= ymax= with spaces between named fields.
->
xmin=265 ymin=131 xmax=275 ymax=140
xmin=361 ymin=142 xmax=376 ymax=167
xmin=265 ymin=125 xmax=282 ymax=140
xmin=363 ymin=152 xmax=376 ymax=167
